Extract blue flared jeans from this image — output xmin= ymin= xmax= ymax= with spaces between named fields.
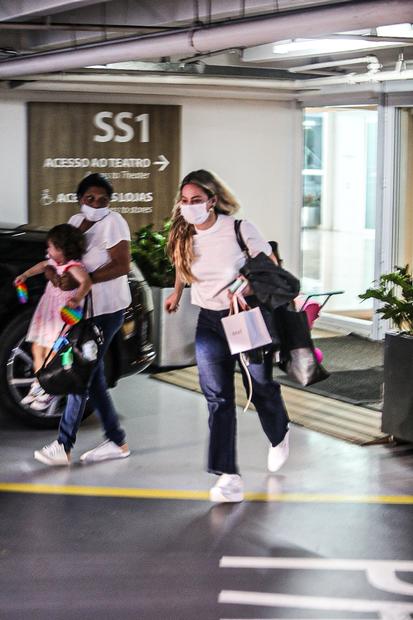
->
xmin=196 ymin=307 xmax=289 ymax=475
xmin=58 ymin=310 xmax=126 ymax=452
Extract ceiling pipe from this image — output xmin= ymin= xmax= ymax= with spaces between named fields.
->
xmin=288 ymin=55 xmax=381 ymax=73
xmin=0 ymin=0 xmax=412 ymax=78
xmin=0 ymin=21 xmax=142 ymax=32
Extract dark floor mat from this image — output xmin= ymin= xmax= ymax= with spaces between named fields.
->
xmin=277 ymin=366 xmax=384 ymax=406
xmin=271 ymin=333 xmax=384 ymax=408
xmin=312 ymin=334 xmax=384 ymax=372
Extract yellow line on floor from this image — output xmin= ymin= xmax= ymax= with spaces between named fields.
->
xmin=1 ymin=483 xmax=413 ymax=504
xmin=0 ymin=483 xmax=207 ymax=500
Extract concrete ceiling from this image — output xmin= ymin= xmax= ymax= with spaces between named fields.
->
xmin=0 ymin=0 xmax=412 ymax=87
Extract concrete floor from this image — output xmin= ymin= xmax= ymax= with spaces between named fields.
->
xmin=1 ymin=371 xmax=413 ymax=619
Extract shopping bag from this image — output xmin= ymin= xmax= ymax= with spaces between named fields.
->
xmin=221 ymin=296 xmax=272 ymax=355
xmin=36 ymin=294 xmax=104 ymax=395
xmin=274 ymin=305 xmax=329 ymax=386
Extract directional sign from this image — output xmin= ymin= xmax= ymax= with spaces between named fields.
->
xmin=153 ymin=155 xmax=170 ymax=172
xmin=28 ymin=102 xmax=181 ymax=232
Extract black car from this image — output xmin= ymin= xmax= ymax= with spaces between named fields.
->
xmin=0 ymin=223 xmax=155 ymax=428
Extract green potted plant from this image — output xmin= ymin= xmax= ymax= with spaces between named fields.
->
xmin=131 ymin=221 xmax=175 ymax=288
xmin=360 ymin=265 xmax=413 ymax=441
xmin=131 ymin=221 xmax=198 ymax=368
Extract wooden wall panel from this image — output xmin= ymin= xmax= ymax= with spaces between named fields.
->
xmin=28 ymin=102 xmax=181 ymax=233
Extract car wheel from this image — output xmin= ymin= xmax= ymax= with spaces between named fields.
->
xmin=0 ymin=308 xmax=93 ymax=429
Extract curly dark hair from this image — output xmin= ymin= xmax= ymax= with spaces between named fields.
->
xmin=76 ymin=172 xmax=113 ymax=201
xmin=47 ymin=224 xmax=86 ymax=261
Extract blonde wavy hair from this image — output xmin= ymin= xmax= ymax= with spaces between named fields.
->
xmin=167 ymin=169 xmax=241 ymax=283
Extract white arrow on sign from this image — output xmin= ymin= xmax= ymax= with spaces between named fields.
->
xmin=153 ymin=154 xmax=170 ymax=172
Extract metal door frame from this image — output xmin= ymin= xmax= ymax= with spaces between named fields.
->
xmin=297 ymin=95 xmax=404 ymax=340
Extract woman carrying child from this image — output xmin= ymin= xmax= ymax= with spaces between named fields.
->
xmin=33 ymin=173 xmax=131 ymax=467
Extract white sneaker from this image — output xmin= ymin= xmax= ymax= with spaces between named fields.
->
xmin=80 ymin=440 xmax=130 ymax=463
xmin=34 ymin=440 xmax=70 ymax=466
xmin=267 ymin=429 xmax=290 ymax=472
xmin=209 ymin=474 xmax=244 ymax=503
xmin=30 ymin=392 xmax=59 ymax=411
xmin=21 ymin=380 xmax=44 ymax=405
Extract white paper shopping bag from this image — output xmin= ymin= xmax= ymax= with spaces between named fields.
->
xmin=221 ymin=299 xmax=272 ymax=355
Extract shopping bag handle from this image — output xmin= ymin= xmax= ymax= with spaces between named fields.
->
xmin=228 ymin=293 xmax=253 ymax=413
xmin=229 ymin=292 xmax=249 ymax=315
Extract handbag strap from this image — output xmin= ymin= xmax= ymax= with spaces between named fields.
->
xmin=39 ymin=292 xmax=94 ymax=370
xmin=227 ymin=293 xmax=253 ymax=412
xmin=82 ymin=291 xmax=94 ymax=319
xmin=39 ymin=322 xmax=68 ymax=370
xmin=234 ymin=220 xmax=251 ymax=258
xmin=239 ymin=352 xmax=253 ymax=413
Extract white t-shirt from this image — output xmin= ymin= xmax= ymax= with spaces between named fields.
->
xmin=191 ymin=214 xmax=272 ymax=310
xmin=69 ymin=211 xmax=132 ymax=316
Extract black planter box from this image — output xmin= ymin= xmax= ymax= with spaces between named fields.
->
xmin=382 ymin=332 xmax=413 ymax=442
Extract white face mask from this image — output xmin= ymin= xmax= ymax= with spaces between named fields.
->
xmin=180 ymin=202 xmax=211 ymax=226
xmin=81 ymin=203 xmax=110 ymax=222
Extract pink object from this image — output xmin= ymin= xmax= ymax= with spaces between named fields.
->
xmin=303 ymin=301 xmax=321 ymax=328
xmin=314 ymin=347 xmax=323 ymax=363
xmin=25 ymin=259 xmax=82 ymax=348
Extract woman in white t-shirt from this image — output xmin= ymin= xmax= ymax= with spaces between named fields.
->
xmin=165 ymin=169 xmax=290 ymax=503
xmin=34 ymin=173 xmax=131 ymax=467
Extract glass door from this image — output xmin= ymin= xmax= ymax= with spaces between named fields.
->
xmin=300 ymin=106 xmax=378 ymax=331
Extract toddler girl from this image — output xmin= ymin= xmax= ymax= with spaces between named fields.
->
xmin=14 ymin=223 xmax=91 ymax=411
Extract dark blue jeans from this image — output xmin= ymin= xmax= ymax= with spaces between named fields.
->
xmin=58 ymin=310 xmax=126 ymax=452
xmin=196 ymin=307 xmax=289 ymax=475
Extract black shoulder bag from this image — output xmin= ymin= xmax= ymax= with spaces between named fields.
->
xmin=234 ymin=220 xmax=329 ymax=386
xmin=234 ymin=220 xmax=300 ymax=310
xmin=234 ymin=219 xmax=300 ymax=349
xmin=36 ymin=293 xmax=104 ymax=395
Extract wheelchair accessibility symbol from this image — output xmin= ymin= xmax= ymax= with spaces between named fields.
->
xmin=40 ymin=189 xmax=54 ymax=206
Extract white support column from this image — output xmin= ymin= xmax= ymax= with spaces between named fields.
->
xmin=373 ymin=100 xmax=400 ymax=340
xmin=288 ymin=101 xmax=303 ymax=277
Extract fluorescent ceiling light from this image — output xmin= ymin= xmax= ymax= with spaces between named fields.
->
xmin=376 ymin=23 xmax=413 ymax=38
xmin=272 ymin=38 xmax=397 ymax=56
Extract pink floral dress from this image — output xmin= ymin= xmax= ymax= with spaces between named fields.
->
xmin=26 ymin=259 xmax=85 ymax=348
